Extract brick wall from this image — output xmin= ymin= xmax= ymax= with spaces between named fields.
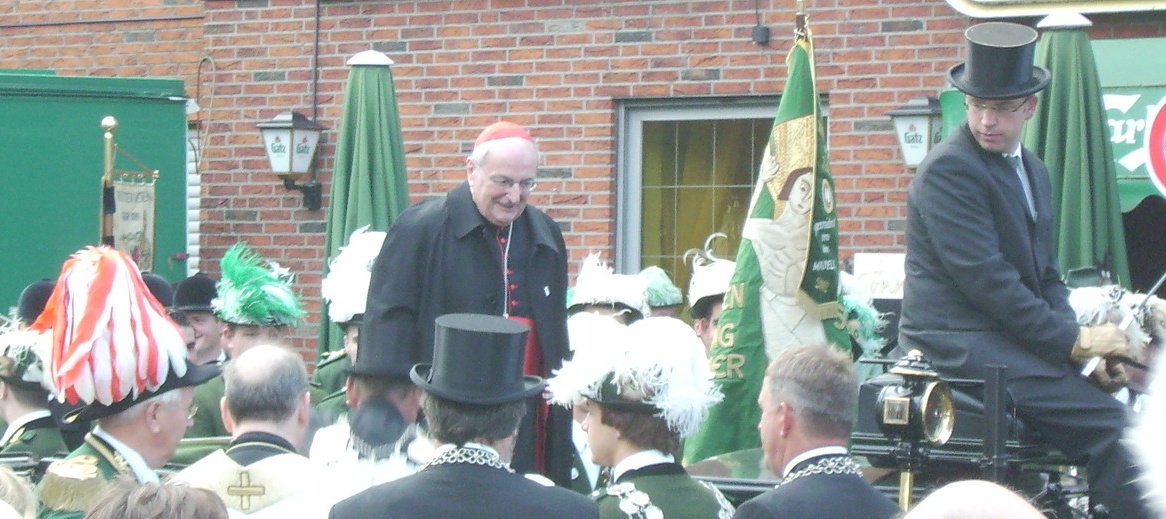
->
xmin=4 ymin=0 xmax=1166 ymax=359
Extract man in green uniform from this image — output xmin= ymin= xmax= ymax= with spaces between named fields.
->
xmin=185 ymin=242 xmax=305 ymax=441
xmin=314 ymin=226 xmax=387 ymax=417
xmin=30 ymin=247 xmax=220 ymax=519
xmin=0 ymin=324 xmax=66 ymax=461
xmin=173 ymin=272 xmax=228 ymax=366
xmin=548 ymin=314 xmax=734 ymax=518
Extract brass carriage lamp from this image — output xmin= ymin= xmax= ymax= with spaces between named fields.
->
xmin=888 ymin=97 xmax=943 ymax=168
xmin=258 ymin=111 xmax=325 ymax=211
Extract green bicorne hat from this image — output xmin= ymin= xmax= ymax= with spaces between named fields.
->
xmin=213 ymin=243 xmax=305 ymax=327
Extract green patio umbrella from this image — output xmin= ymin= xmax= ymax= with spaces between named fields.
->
xmin=319 ymin=50 xmax=410 ymax=358
xmin=1023 ymin=13 xmax=1130 ymax=287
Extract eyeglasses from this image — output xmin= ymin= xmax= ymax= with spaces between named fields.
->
xmin=965 ymin=98 xmax=1029 ymax=115
xmin=489 ymin=175 xmax=537 ymax=192
xmin=186 ymin=403 xmax=199 ymax=421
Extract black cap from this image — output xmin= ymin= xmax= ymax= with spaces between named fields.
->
xmin=410 ymin=313 xmax=543 ymax=405
xmin=173 ymin=273 xmax=217 ymax=314
xmin=17 ymin=279 xmax=55 ymax=325
xmin=947 ymin=22 xmax=1050 ymax=100
xmin=141 ymin=272 xmax=175 ymax=308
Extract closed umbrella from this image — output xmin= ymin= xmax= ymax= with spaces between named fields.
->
xmin=319 ymin=50 xmax=410 ymax=357
xmin=1022 ymin=13 xmax=1130 ymax=286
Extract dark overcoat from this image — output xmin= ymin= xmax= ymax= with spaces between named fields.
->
xmin=732 ymin=455 xmax=897 ymax=519
xmin=328 ymin=462 xmax=598 ymax=519
xmin=361 ymin=181 xmax=572 ymax=485
xmin=898 ymin=123 xmax=1148 ymax=518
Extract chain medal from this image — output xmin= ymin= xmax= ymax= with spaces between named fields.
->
xmin=423 ymin=447 xmax=512 ymax=472
xmin=779 ymin=455 xmax=862 ymax=487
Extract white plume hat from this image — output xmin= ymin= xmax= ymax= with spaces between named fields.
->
xmin=685 ymin=233 xmax=736 ymax=316
xmin=321 ymin=226 xmax=387 ymax=324
xmin=568 ymin=252 xmax=650 ymax=319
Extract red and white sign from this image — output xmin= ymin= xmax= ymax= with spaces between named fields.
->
xmin=1146 ymin=100 xmax=1166 ymax=199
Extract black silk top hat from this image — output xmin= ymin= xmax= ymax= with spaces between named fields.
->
xmin=410 ymin=313 xmax=544 ymax=405
xmin=947 ymin=22 xmax=1050 ymax=100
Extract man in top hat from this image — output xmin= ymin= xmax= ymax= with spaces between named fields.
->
xmin=686 ymin=234 xmax=737 ymax=355
xmin=568 ymin=253 xmax=650 ymax=325
xmin=31 ymin=247 xmax=219 ymax=519
xmin=310 ymin=228 xmax=428 ymax=487
xmin=548 ymin=315 xmax=733 ymax=518
xmin=0 ymin=324 xmax=66 ymax=460
xmin=173 ymin=272 xmax=228 ymax=366
xmin=362 ymin=121 xmax=572 ymax=485
xmin=734 ymin=345 xmax=897 ymax=519
xmin=173 ymin=345 xmax=346 ymax=518
xmin=330 ymin=314 xmax=597 ymax=519
xmin=900 ymin=21 xmax=1150 ymax=517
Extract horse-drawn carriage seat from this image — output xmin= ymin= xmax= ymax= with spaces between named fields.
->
xmin=851 ymin=372 xmax=1069 ymax=471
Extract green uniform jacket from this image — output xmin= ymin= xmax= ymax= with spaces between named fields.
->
xmin=1 ymin=414 xmax=68 ymax=461
xmin=311 ymin=351 xmax=350 ymax=396
xmin=187 ymin=374 xmax=228 ymax=439
xmin=592 ymin=463 xmax=734 ymax=519
xmin=35 ymin=434 xmax=136 ymax=519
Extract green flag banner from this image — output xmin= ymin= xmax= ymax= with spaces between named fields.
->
xmin=684 ymin=26 xmax=849 ymax=464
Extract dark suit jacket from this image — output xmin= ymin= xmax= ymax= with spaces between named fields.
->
xmin=362 ymin=182 xmax=572 ymax=485
xmin=732 ymin=455 xmax=897 ymax=519
xmin=899 ymin=123 xmax=1079 ymax=381
xmin=329 ymin=462 xmax=598 ymax=519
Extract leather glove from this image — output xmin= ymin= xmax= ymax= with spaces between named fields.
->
xmin=1070 ymin=323 xmax=1131 ymax=365
xmin=1090 ymin=357 xmax=1129 ymax=393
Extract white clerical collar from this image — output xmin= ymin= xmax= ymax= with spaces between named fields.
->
xmin=782 ymin=445 xmax=848 ymax=478
xmin=0 ymin=409 xmax=51 ymax=446
xmin=612 ymin=449 xmax=673 ymax=482
xmin=93 ymin=426 xmax=159 ymax=483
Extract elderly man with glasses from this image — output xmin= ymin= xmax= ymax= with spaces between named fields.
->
xmin=362 ymin=121 xmax=573 ymax=487
xmin=900 ymin=22 xmax=1151 ymax=518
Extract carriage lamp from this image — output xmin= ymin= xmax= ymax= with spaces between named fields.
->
xmin=258 ymin=111 xmax=325 ymax=211
xmin=876 ymin=349 xmax=955 ymax=445
xmin=888 ymin=97 xmax=943 ymax=167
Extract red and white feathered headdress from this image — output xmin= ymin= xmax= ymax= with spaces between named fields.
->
xmin=31 ymin=247 xmax=218 ymax=420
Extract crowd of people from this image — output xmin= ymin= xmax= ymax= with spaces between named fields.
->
xmin=1 ymin=21 xmax=1164 ymax=519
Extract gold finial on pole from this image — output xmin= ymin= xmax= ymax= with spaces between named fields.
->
xmin=102 ymin=116 xmax=118 ymax=184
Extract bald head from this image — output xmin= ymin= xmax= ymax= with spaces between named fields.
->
xmin=223 ymin=344 xmax=308 ymax=424
xmin=904 ymin=480 xmax=1045 ymax=519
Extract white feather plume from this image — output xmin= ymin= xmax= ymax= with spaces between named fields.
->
xmin=321 ymin=226 xmax=387 ymax=323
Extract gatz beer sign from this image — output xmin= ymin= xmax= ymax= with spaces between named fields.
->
xmin=1145 ymin=96 xmax=1166 ymax=198
xmin=1105 ymin=89 xmax=1166 ymax=201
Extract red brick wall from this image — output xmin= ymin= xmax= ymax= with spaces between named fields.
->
xmin=4 ymin=1 xmax=1166 ymax=358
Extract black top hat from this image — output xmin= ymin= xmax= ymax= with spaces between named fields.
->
xmin=947 ymin=22 xmax=1050 ymax=100
xmin=66 ymin=359 xmax=220 ymax=423
xmin=173 ymin=273 xmax=217 ymax=314
xmin=410 ymin=313 xmax=544 ymax=405
xmin=17 ymin=279 xmax=55 ymax=325
xmin=141 ymin=272 xmax=175 ymax=308
xmin=346 ymin=315 xmax=412 ymax=380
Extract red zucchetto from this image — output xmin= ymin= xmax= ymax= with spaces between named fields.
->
xmin=474 ymin=121 xmax=534 ymax=148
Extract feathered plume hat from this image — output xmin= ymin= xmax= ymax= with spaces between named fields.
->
xmin=685 ymin=233 xmax=736 ymax=319
xmin=568 ymin=252 xmax=650 ymax=320
xmin=0 ymin=315 xmax=50 ymax=391
xmin=548 ymin=313 xmax=722 ymax=438
xmin=321 ymin=226 xmax=386 ymax=325
xmin=213 ymin=242 xmax=305 ymax=327
xmin=638 ymin=266 xmax=684 ymax=311
xmin=30 ymin=247 xmax=219 ymax=422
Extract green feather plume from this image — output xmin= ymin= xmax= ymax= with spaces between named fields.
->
xmin=213 ymin=242 xmax=305 ymax=327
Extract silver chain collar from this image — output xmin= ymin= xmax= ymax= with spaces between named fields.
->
xmin=779 ymin=455 xmax=862 ymax=486
xmin=423 ymin=447 xmax=512 ymax=472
